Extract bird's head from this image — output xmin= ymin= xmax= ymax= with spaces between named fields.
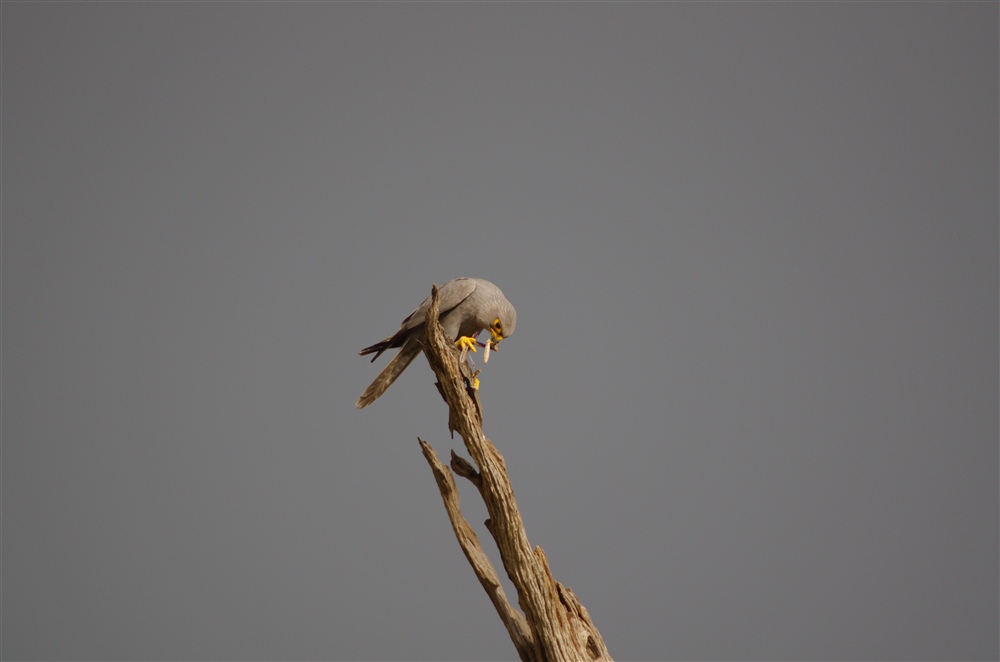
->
xmin=487 ymin=300 xmax=516 ymax=351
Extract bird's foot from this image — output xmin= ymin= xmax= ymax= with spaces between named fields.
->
xmin=470 ymin=369 xmax=481 ymax=390
xmin=455 ymin=336 xmax=478 ymax=352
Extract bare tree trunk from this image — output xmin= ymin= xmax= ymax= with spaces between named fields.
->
xmin=418 ymin=284 xmax=613 ymax=662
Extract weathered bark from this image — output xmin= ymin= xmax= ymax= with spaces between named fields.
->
xmin=418 ymin=285 xmax=613 ymax=662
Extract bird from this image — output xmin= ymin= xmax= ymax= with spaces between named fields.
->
xmin=356 ymin=277 xmax=516 ymax=409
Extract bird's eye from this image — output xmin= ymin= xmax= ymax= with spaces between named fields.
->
xmin=492 ymin=318 xmax=502 ymax=331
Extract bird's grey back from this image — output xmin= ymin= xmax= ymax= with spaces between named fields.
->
xmin=400 ymin=277 xmax=515 ymax=338
xmin=463 ymin=278 xmax=516 ymax=336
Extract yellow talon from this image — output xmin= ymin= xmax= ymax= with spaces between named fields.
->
xmin=471 ymin=370 xmax=481 ymax=390
xmin=455 ymin=336 xmax=478 ymax=352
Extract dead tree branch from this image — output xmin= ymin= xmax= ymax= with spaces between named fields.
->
xmin=418 ymin=284 xmax=613 ymax=662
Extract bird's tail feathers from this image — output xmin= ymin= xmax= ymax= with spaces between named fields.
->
xmin=356 ymin=340 xmax=421 ymax=409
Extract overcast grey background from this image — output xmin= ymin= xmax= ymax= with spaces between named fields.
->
xmin=2 ymin=3 xmax=997 ymax=661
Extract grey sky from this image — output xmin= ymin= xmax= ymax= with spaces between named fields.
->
xmin=2 ymin=3 xmax=997 ymax=661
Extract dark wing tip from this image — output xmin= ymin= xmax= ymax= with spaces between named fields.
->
xmin=359 ymin=340 xmax=390 ymax=361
